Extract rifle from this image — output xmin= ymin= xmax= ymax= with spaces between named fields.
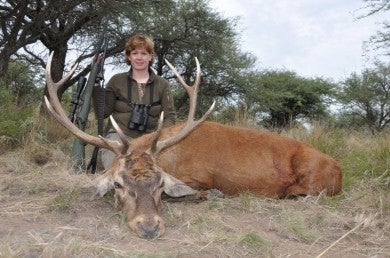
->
xmin=68 ymin=77 xmax=87 ymax=123
xmin=69 ymin=25 xmax=107 ymax=172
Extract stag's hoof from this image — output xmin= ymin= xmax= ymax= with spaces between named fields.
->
xmin=206 ymin=189 xmax=224 ymax=199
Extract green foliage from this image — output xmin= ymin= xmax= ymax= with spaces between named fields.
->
xmin=306 ymin=127 xmax=347 ymax=159
xmin=340 ymin=132 xmax=390 ymax=190
xmin=241 ymin=69 xmax=336 ymax=129
xmin=2 ymin=0 xmax=256 ymax=118
xmin=0 ymin=91 xmax=35 ymax=145
xmin=214 ymin=104 xmax=258 ymax=128
xmin=336 ymin=62 xmax=390 ymax=134
xmin=130 ymin=0 xmax=256 ymax=118
xmin=0 ymin=85 xmax=12 ymax=106
xmin=0 ymin=61 xmax=43 ymax=105
xmin=0 ymin=61 xmax=43 ymax=148
xmin=0 ymin=105 xmax=34 ymax=141
xmin=284 ymin=123 xmax=389 ymax=195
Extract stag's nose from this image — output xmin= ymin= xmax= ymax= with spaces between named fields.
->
xmin=138 ymin=221 xmax=160 ymax=239
xmin=130 ymin=215 xmax=165 ymax=239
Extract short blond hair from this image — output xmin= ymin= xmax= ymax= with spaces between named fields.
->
xmin=124 ymin=34 xmax=155 ymax=65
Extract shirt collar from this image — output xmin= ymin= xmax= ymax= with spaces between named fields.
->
xmin=128 ymin=67 xmax=156 ymax=84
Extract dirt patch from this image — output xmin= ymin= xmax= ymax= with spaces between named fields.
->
xmin=0 ymin=150 xmax=389 ymax=257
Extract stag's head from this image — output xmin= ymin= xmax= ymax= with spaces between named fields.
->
xmin=44 ymin=53 xmax=214 ymax=239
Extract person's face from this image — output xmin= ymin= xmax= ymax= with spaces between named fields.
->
xmin=128 ymin=47 xmax=153 ymax=71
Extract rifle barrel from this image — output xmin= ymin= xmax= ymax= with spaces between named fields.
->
xmin=68 ymin=76 xmax=87 ymax=122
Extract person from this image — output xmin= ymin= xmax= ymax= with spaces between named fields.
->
xmin=93 ymin=34 xmax=176 ymax=170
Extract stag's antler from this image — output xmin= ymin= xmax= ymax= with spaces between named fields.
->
xmin=148 ymin=58 xmax=215 ymax=156
xmin=44 ymin=52 xmax=127 ymax=155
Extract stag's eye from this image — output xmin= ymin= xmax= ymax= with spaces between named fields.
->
xmin=114 ymin=182 xmax=122 ymax=189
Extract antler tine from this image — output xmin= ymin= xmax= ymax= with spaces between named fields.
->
xmin=45 ymin=52 xmax=78 ymax=118
xmin=149 ymin=111 xmax=165 ymax=154
xmin=44 ymin=52 xmax=126 ymax=156
xmin=46 ymin=52 xmax=78 ymax=92
xmin=164 ymin=58 xmax=201 ymax=121
xmin=109 ymin=116 xmax=129 ymax=154
xmin=149 ymin=58 xmax=215 ymax=156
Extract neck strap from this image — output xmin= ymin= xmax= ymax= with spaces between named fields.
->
xmin=127 ymin=76 xmax=154 ymax=106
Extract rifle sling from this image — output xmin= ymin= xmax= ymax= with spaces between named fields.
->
xmin=97 ymin=85 xmax=105 ymax=135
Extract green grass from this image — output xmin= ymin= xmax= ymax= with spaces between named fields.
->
xmin=283 ymin=214 xmax=317 ymax=243
xmin=0 ymin=105 xmax=389 ymax=257
xmin=340 ymin=133 xmax=389 ymax=191
xmin=0 ymin=100 xmax=36 ymax=146
xmin=285 ymin=124 xmax=389 ymax=195
xmin=239 ymin=191 xmax=252 ymax=211
xmin=47 ymin=189 xmax=80 ymax=213
xmin=238 ymin=231 xmax=268 ymax=248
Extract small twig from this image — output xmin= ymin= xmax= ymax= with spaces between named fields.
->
xmin=198 ymin=240 xmax=214 ymax=252
xmin=315 ymin=221 xmax=364 ymax=258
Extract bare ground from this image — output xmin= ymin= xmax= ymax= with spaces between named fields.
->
xmin=0 ymin=149 xmax=389 ymax=258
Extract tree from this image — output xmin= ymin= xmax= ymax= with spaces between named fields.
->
xmin=241 ymin=69 xmax=335 ymax=129
xmin=2 ymin=0 xmax=254 ymax=118
xmin=0 ymin=0 xmax=41 ymax=78
xmin=116 ymin=0 xmax=255 ymax=117
xmin=0 ymin=0 xmax=146 ymax=98
xmin=359 ymin=0 xmax=390 ymax=56
xmin=337 ymin=62 xmax=390 ymax=134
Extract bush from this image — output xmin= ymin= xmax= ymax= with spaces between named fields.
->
xmin=0 ymin=88 xmax=36 ymax=147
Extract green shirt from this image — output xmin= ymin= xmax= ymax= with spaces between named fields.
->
xmin=93 ymin=69 xmax=176 ymax=138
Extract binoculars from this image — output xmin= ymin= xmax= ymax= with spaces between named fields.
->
xmin=128 ymin=104 xmax=149 ymax=132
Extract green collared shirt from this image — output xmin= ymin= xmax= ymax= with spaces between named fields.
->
xmin=93 ymin=69 xmax=176 ymax=138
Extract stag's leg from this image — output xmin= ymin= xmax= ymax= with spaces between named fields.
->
xmin=162 ymin=189 xmax=224 ymax=203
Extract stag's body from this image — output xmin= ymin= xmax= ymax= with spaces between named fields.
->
xmin=129 ymin=121 xmax=342 ymax=198
xmin=45 ymin=53 xmax=342 ymax=239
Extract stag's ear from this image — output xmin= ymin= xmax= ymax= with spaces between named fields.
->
xmin=161 ymin=172 xmax=198 ymax=197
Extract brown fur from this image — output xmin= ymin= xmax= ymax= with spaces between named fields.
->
xmin=44 ymin=53 xmax=341 ymax=239
xmin=154 ymin=121 xmax=342 ymax=197
xmin=110 ymin=154 xmax=165 ymax=239
xmin=94 ymin=120 xmax=342 ymax=239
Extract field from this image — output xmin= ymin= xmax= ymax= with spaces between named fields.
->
xmin=0 ymin=123 xmax=389 ymax=257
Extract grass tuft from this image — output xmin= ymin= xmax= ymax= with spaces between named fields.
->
xmin=239 ymin=191 xmax=252 ymax=211
xmin=47 ymin=189 xmax=80 ymax=213
xmin=238 ymin=231 xmax=268 ymax=248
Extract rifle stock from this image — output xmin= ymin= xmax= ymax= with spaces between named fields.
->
xmin=70 ymin=62 xmax=100 ymax=171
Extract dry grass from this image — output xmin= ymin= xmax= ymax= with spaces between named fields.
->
xmin=0 ymin=124 xmax=389 ymax=257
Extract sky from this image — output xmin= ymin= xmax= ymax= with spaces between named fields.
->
xmin=209 ymin=0 xmax=388 ymax=81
